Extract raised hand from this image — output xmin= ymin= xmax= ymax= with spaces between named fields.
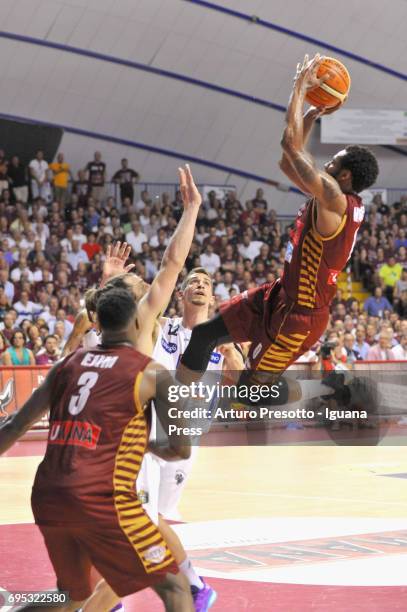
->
xmin=178 ymin=164 xmax=202 ymax=210
xmin=294 ymin=53 xmax=329 ymax=92
xmin=102 ymin=241 xmax=135 ymax=282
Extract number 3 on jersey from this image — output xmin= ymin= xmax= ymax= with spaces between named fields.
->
xmin=68 ymin=372 xmax=99 ymax=415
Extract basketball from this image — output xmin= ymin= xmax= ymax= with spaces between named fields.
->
xmin=305 ymin=57 xmax=351 ymax=108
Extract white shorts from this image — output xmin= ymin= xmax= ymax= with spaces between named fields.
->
xmin=136 ymin=447 xmax=199 ymax=523
xmin=158 ymin=446 xmax=199 ymax=521
xmin=135 ymin=452 xmax=162 ymax=525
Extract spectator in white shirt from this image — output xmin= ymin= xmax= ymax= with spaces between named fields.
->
xmin=0 ymin=268 xmax=13 ymax=297
xmin=60 ymin=228 xmax=75 ymax=253
xmin=392 ymin=334 xmax=407 ymax=360
xmin=200 ymin=244 xmax=221 ymax=275
xmin=139 ymin=206 xmax=152 ymax=228
xmin=238 ymin=233 xmax=265 ymax=260
xmin=19 ymin=230 xmax=37 ymax=251
xmin=49 ymin=309 xmax=74 ymax=339
xmin=29 ymin=150 xmax=51 ymax=202
xmin=72 ymin=223 xmax=87 ymax=247
xmin=149 ymin=228 xmax=168 ymax=249
xmin=10 ymin=258 xmax=34 ymax=283
xmin=214 ymin=271 xmax=240 ymax=301
xmin=13 ymin=290 xmax=41 ymax=325
xmin=126 ymin=221 xmax=147 ymax=254
xmin=67 ymin=240 xmax=89 ymax=271
xmin=32 ymin=219 xmax=50 ymax=248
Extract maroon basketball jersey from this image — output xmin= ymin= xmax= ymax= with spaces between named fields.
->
xmin=282 ymin=194 xmax=364 ymax=309
xmin=32 ymin=345 xmax=151 ymax=523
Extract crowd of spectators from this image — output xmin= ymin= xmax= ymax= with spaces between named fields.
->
xmin=0 ymin=146 xmax=406 ymax=368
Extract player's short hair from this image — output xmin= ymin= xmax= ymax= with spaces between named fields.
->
xmin=181 ymin=267 xmax=212 ymax=290
xmin=84 ymin=287 xmax=98 ymax=321
xmin=340 ymin=146 xmax=379 ymax=193
xmin=96 ymin=287 xmax=136 ymax=332
xmin=104 ymin=273 xmax=149 ymax=303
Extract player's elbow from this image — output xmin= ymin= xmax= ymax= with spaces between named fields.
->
xmin=280 ymin=132 xmax=294 ymax=155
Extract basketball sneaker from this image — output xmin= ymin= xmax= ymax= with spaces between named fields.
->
xmin=191 ymin=578 xmax=217 ymax=611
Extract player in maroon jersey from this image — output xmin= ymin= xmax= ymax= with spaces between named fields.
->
xmin=0 ymin=287 xmax=194 ymax=612
xmin=177 ymin=54 xmax=379 ymax=385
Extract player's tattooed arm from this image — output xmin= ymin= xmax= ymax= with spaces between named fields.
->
xmin=0 ymin=362 xmax=62 ymax=454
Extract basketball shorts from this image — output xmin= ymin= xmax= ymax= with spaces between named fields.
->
xmin=220 ymin=280 xmax=329 ymax=371
xmin=32 ymin=502 xmax=178 ymax=601
xmin=158 ymin=446 xmax=199 ymax=522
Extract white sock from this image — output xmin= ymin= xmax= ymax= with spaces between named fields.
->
xmin=300 ymin=379 xmax=334 ymax=401
xmin=179 ymin=558 xmax=204 ymax=590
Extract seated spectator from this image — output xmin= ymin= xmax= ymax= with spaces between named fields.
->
xmin=13 ymin=290 xmax=41 ymax=325
xmin=35 ymin=334 xmax=61 ymax=365
xmin=0 ymin=330 xmax=8 ymax=363
xmin=82 ymin=233 xmax=101 ymax=260
xmin=238 ymin=232 xmax=264 ymax=260
xmin=200 ymin=244 xmax=221 ymax=275
xmin=67 ymin=240 xmax=89 ymax=271
xmin=214 ymin=271 xmax=239 ymax=301
xmin=49 ymin=308 xmax=74 ymax=339
xmin=26 ymin=324 xmax=43 ymax=354
xmin=364 ymin=287 xmax=392 ymax=317
xmin=392 ymin=334 xmax=407 ymax=360
xmin=0 ymin=311 xmax=17 ymax=342
xmin=366 ymin=330 xmax=396 ymax=361
xmin=353 ymin=325 xmax=370 ymax=360
xmin=3 ymin=329 xmax=35 ymax=365
xmin=343 ymin=332 xmax=362 ymax=363
xmin=126 ymin=221 xmax=147 ymax=254
xmin=394 ymin=268 xmax=407 ymax=299
xmin=379 ymin=255 xmax=403 ymax=302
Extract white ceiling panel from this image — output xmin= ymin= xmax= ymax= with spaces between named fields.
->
xmin=46 ymin=5 xmax=86 ymax=44
xmin=0 ymin=0 xmax=406 ymax=216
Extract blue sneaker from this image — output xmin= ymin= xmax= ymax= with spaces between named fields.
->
xmin=110 ymin=604 xmax=124 ymax=612
xmin=191 ymin=578 xmax=217 ymax=611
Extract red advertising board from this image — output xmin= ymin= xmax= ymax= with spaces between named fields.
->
xmin=0 ymin=366 xmax=51 ymax=430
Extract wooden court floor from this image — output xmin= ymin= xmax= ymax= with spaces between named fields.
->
xmin=1 ymin=444 xmax=406 ymax=526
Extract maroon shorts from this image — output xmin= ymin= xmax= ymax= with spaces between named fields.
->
xmin=35 ymin=515 xmax=178 ymax=601
xmin=219 ymin=280 xmax=329 ymax=371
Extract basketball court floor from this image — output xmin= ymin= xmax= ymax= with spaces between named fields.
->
xmin=1 ymin=438 xmax=407 ymax=611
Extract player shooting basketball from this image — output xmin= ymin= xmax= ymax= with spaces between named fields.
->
xmin=177 ymin=54 xmax=379 ymax=393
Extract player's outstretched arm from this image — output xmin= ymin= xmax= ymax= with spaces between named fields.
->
xmin=280 ymin=54 xmax=346 ymax=217
xmin=0 ymin=362 xmax=61 ymax=454
xmin=137 ymin=165 xmax=202 ymax=327
xmin=100 ymin=241 xmax=136 ymax=287
xmin=62 ymin=309 xmax=92 ymax=356
xmin=139 ymin=362 xmax=192 ymax=461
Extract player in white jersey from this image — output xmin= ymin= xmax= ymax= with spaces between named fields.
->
xmin=150 ymin=267 xmax=243 ymax=521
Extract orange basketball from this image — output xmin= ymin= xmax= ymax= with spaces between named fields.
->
xmin=305 ymin=57 xmax=351 ymax=108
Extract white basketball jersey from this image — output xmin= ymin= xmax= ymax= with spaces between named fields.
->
xmin=82 ymin=328 xmax=101 ymax=350
xmin=153 ymin=316 xmax=224 ymax=371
